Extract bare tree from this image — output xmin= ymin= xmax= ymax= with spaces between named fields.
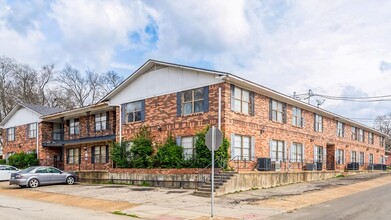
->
xmin=12 ymin=64 xmax=39 ymax=104
xmin=101 ymin=70 xmax=123 ymax=95
xmin=374 ymin=113 xmax=391 ymax=151
xmin=57 ymin=64 xmax=92 ymax=107
xmin=0 ymin=57 xmax=17 ymax=120
xmin=86 ymin=70 xmax=103 ymax=104
xmin=38 ymin=64 xmax=55 ymax=106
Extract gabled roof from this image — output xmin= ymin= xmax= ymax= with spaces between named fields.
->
xmin=0 ymin=103 xmax=65 ymax=127
xmin=100 ymin=59 xmax=228 ymax=102
xmin=99 ymin=59 xmax=387 ymax=137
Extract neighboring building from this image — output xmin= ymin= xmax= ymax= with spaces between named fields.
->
xmin=0 ymin=103 xmax=64 ymax=164
xmin=0 ymin=60 xmax=388 ymax=172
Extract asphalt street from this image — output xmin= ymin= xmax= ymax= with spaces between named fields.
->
xmin=266 ymin=182 xmax=391 ymax=220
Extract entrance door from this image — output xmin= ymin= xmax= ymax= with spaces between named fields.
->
xmin=326 ymin=144 xmax=335 ymax=170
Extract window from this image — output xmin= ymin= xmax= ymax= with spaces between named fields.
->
xmin=28 ymin=123 xmax=37 ymax=138
xmin=92 ymin=146 xmax=108 ymax=164
xmin=271 ymin=99 xmax=285 ymax=123
xmin=359 ymin=152 xmax=364 ymax=166
xmin=270 ymin=140 xmax=285 ymax=162
xmin=358 ymin=129 xmax=364 ymax=142
xmin=125 ymin=101 xmax=143 ymax=122
xmin=7 ymin=127 xmax=15 ymax=141
xmin=292 ymin=107 xmax=303 ymax=127
xmin=337 ymin=122 xmax=344 ymax=137
xmin=314 ymin=114 xmax=323 ymax=132
xmin=181 ymin=136 xmax=196 ymax=160
xmin=351 ymin=127 xmax=357 ymax=140
xmin=124 ymin=142 xmax=133 ymax=161
xmin=290 ymin=143 xmax=303 ymax=162
xmin=380 ymin=136 xmax=386 ymax=148
xmin=336 ymin=149 xmax=344 ymax=164
xmin=314 ymin=146 xmax=324 ymax=163
xmin=233 ymin=86 xmax=251 ymax=115
xmin=369 ymin=153 xmax=374 ymax=164
xmin=95 ymin=113 xmax=107 ymax=131
xmin=181 ymin=88 xmax=205 ymax=115
xmin=234 ymin=135 xmax=251 ymax=160
xmin=368 ymin=133 xmax=374 ymax=144
xmin=69 ymin=119 xmax=80 ymax=135
xmin=380 ymin=156 xmax=384 ymax=165
xmin=67 ymin=148 xmax=80 ymax=164
xmin=351 ymin=151 xmax=357 ymax=162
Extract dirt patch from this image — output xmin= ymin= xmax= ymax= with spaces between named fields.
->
xmin=0 ymin=187 xmax=137 ymax=212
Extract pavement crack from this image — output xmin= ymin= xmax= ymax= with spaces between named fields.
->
xmin=0 ymin=204 xmax=22 ymax=211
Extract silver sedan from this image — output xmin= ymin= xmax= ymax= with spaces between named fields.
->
xmin=9 ymin=166 xmax=77 ymax=188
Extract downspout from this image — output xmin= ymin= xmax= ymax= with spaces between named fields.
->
xmin=36 ymin=122 xmax=39 ymax=160
xmin=118 ymin=105 xmax=122 ymax=146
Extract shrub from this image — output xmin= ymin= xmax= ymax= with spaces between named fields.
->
xmin=153 ymin=136 xmax=183 ymax=168
xmin=8 ymin=152 xmax=39 ymax=168
xmin=194 ymin=126 xmax=230 ymax=169
xmin=110 ymin=141 xmax=131 ymax=168
xmin=0 ymin=159 xmax=6 ymax=165
xmin=130 ymin=126 xmax=153 ymax=168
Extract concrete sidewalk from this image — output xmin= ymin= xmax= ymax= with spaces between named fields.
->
xmin=1 ymin=172 xmax=389 ymax=219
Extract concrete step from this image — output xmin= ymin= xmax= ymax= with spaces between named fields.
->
xmin=193 ymin=191 xmax=212 ymax=197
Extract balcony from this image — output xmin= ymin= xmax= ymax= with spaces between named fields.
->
xmin=42 ymin=129 xmax=116 ymax=147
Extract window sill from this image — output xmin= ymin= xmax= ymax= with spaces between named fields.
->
xmin=232 ymin=111 xmax=252 ymax=116
xmin=181 ymin=112 xmax=204 ymax=117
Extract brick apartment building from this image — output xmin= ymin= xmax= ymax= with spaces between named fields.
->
xmin=0 ymin=60 xmax=387 ymax=172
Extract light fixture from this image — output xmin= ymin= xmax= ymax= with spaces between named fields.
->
xmin=310 ymin=137 xmax=315 ymax=142
xmin=260 ymin=127 xmax=265 ymax=135
xmin=157 ymin=125 xmax=162 ymax=132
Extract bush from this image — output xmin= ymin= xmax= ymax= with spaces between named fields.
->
xmin=130 ymin=126 xmax=153 ymax=168
xmin=8 ymin=152 xmax=39 ymax=168
xmin=111 ymin=141 xmax=132 ymax=168
xmin=0 ymin=159 xmax=6 ymax=165
xmin=153 ymin=137 xmax=183 ymax=168
xmin=194 ymin=126 xmax=230 ymax=169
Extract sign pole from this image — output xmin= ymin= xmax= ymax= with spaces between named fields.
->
xmin=211 ymin=126 xmax=215 ymax=217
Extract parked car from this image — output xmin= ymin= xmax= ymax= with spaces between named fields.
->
xmin=0 ymin=165 xmax=19 ymax=181
xmin=9 ymin=166 xmax=77 ymax=188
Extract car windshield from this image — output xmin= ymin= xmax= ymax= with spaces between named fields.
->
xmin=20 ymin=167 xmax=37 ymax=173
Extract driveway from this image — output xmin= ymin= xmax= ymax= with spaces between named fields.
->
xmin=0 ymin=172 xmax=389 ymax=219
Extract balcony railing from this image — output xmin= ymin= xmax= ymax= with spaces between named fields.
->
xmin=42 ymin=128 xmax=116 ymax=147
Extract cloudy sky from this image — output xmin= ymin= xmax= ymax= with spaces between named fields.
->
xmin=1 ymin=0 xmax=391 ymax=126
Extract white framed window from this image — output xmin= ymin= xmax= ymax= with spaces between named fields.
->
xmin=270 ymin=140 xmax=284 ymax=162
xmin=7 ymin=127 xmax=15 ymax=141
xmin=314 ymin=145 xmax=324 ymax=163
xmin=314 ymin=114 xmax=323 ymax=132
xmin=358 ymin=129 xmax=364 ymax=142
xmin=351 ymin=151 xmax=357 ymax=162
xmin=380 ymin=156 xmax=384 ymax=165
xmin=359 ymin=152 xmax=364 ymax=166
xmin=233 ymin=87 xmax=251 ymax=115
xmin=95 ymin=113 xmax=107 ymax=131
xmin=126 ymin=101 xmax=143 ymax=122
xmin=292 ymin=107 xmax=303 ymax=127
xmin=369 ymin=153 xmax=374 ymax=164
xmin=28 ymin=123 xmax=37 ymax=138
xmin=351 ymin=127 xmax=357 ymax=140
xmin=290 ymin=143 xmax=303 ymax=162
xmin=93 ymin=146 xmax=107 ymax=164
xmin=271 ymin=100 xmax=284 ymax=123
xmin=69 ymin=119 xmax=80 ymax=135
xmin=336 ymin=149 xmax=344 ymax=164
xmin=337 ymin=121 xmax=344 ymax=137
xmin=234 ymin=135 xmax=251 ymax=160
xmin=368 ymin=133 xmax=374 ymax=144
xmin=67 ymin=148 xmax=80 ymax=164
xmin=181 ymin=136 xmax=196 ymax=160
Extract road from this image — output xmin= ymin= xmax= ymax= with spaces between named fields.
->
xmin=267 ymin=183 xmax=391 ymax=220
xmin=0 ymin=194 xmax=132 ymax=220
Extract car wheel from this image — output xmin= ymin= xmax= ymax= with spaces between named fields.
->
xmin=28 ymin=178 xmax=39 ymax=188
xmin=66 ymin=176 xmax=75 ymax=185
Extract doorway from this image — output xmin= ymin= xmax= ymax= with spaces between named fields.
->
xmin=326 ymin=144 xmax=335 ymax=170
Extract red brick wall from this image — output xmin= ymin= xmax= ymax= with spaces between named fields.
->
xmin=2 ymin=124 xmax=38 ymax=157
